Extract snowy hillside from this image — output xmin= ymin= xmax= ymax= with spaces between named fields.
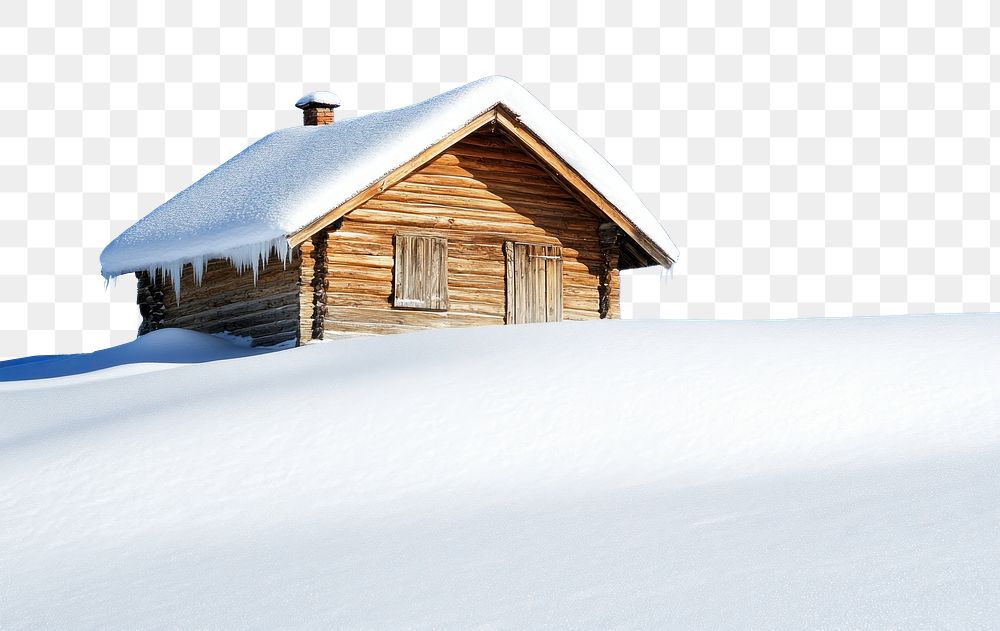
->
xmin=2 ymin=316 xmax=999 ymax=628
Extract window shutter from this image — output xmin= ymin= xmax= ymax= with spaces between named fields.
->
xmin=394 ymin=233 xmax=448 ymax=311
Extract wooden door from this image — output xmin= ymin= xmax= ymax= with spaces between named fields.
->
xmin=505 ymin=242 xmax=563 ymax=324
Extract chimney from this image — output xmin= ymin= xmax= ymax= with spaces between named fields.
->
xmin=295 ymin=91 xmax=341 ymax=126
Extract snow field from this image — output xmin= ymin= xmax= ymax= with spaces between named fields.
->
xmin=1 ymin=315 xmax=998 ymax=628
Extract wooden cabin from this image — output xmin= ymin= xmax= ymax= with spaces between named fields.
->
xmin=101 ymin=77 xmax=678 ymax=347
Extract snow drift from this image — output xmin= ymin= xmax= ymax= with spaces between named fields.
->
xmin=1 ymin=315 xmax=999 ymax=628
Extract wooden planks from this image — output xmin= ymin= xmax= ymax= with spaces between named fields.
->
xmin=322 ymin=129 xmax=606 ymax=338
xmin=298 ymin=239 xmax=316 ymax=342
xmin=309 ymin=231 xmax=328 ymax=340
xmin=545 ymin=245 xmax=564 ymax=322
xmin=152 ymin=250 xmax=302 ymax=347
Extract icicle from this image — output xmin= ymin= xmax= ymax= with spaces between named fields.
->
xmin=168 ymin=261 xmax=182 ymax=305
xmin=222 ymin=236 xmax=290 ymax=284
xmin=101 ymin=236 xmax=291 ymax=303
xmin=191 ymin=255 xmax=207 ymax=286
xmin=100 ymin=272 xmax=121 ymax=291
xmin=274 ymin=238 xmax=291 ymax=270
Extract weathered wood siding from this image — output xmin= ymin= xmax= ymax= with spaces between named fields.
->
xmin=298 ymin=239 xmax=316 ymax=343
xmin=317 ymin=128 xmax=615 ymax=337
xmin=147 ymin=250 xmax=302 ymax=347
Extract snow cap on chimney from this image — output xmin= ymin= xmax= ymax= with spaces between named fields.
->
xmin=295 ymin=91 xmax=341 ymax=126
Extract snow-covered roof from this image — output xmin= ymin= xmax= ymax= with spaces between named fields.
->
xmin=295 ymin=91 xmax=341 ymax=109
xmin=100 ymin=76 xmax=679 ymax=281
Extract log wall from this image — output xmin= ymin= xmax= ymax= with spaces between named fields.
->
xmin=297 ymin=239 xmax=316 ymax=343
xmin=316 ymin=128 xmax=617 ymax=337
xmin=147 ymin=250 xmax=302 ymax=347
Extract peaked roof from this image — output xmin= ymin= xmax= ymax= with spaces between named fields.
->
xmin=100 ymin=76 xmax=679 ymax=280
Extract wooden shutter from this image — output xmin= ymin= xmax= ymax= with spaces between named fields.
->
xmin=394 ymin=233 xmax=448 ymax=311
xmin=505 ymin=242 xmax=562 ymax=324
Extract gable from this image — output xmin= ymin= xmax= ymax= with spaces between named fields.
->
xmin=367 ymin=128 xmax=606 ymax=236
xmin=319 ymin=128 xmax=615 ymax=333
xmin=289 ymin=109 xmax=669 ymax=269
xmin=362 ymin=127 xmax=654 ymax=270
